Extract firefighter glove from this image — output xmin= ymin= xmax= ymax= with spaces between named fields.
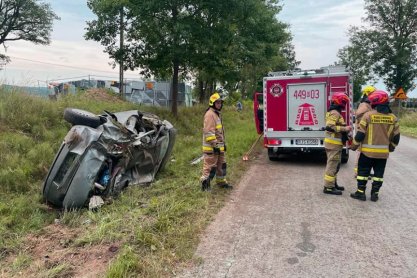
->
xmin=350 ymin=143 xmax=359 ymax=151
xmin=389 ymin=144 xmax=395 ymax=152
xmin=213 ymin=147 xmax=221 ymax=154
xmin=325 ymin=126 xmax=335 ymax=132
xmin=341 ymin=132 xmax=349 ymax=144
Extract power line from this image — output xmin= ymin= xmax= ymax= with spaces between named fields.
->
xmin=8 ymin=55 xmax=141 ymax=77
xmin=48 ymin=75 xmax=93 ymax=82
xmin=48 ymin=74 xmax=142 ymax=82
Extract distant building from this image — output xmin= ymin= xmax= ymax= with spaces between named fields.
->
xmin=123 ymin=81 xmax=193 ymax=107
xmin=47 ymin=78 xmax=194 ymax=107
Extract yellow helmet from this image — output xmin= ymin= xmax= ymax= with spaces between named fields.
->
xmin=209 ymin=92 xmax=223 ymax=106
xmin=362 ymin=85 xmax=376 ymax=96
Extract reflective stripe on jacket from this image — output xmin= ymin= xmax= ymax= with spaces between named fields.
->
xmin=202 ymin=108 xmax=225 ymax=153
xmin=356 ymin=110 xmax=399 ymax=159
xmin=324 ymin=109 xmax=349 ymax=150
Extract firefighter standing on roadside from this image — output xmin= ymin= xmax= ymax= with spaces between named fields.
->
xmin=350 ymin=90 xmax=400 ymax=202
xmin=200 ymin=90 xmax=233 ymax=191
xmin=353 ymin=85 xmax=377 ymax=176
xmin=323 ymin=92 xmax=352 ymax=195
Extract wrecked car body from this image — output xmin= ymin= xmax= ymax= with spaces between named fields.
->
xmin=42 ymin=108 xmax=176 ymax=209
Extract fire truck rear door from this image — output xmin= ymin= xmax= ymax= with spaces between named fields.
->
xmin=287 ymin=82 xmax=326 ymax=131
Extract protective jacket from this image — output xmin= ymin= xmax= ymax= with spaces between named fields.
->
xmin=352 ymin=107 xmax=400 ymax=159
xmin=202 ymin=107 xmax=225 ymax=153
xmin=324 ymin=106 xmax=350 ymax=150
xmin=355 ymin=101 xmax=372 ymax=126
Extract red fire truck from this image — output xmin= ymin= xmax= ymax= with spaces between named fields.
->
xmin=253 ymin=66 xmax=353 ymax=162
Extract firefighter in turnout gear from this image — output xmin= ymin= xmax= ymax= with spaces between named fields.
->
xmin=353 ymin=85 xmax=377 ymax=176
xmin=323 ymin=92 xmax=352 ymax=195
xmin=200 ymin=91 xmax=233 ymax=191
xmin=350 ymin=90 xmax=400 ymax=201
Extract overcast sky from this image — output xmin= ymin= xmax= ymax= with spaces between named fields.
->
xmin=1 ymin=0 xmax=416 ymax=97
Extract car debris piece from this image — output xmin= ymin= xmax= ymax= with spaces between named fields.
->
xmin=89 ymin=196 xmax=105 ymax=210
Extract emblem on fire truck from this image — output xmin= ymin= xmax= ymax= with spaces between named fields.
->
xmin=269 ymin=83 xmax=284 ymax=98
xmin=295 ymin=103 xmax=318 ymax=125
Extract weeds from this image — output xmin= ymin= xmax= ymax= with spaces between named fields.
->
xmin=11 ymin=252 xmax=32 ymax=272
xmin=399 ymin=112 xmax=417 ymax=138
xmin=42 ymin=263 xmax=73 ymax=278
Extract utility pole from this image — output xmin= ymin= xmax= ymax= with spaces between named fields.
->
xmin=119 ymin=7 xmax=124 ymax=98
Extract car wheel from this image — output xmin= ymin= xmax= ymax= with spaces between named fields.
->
xmin=64 ymin=108 xmax=103 ymax=128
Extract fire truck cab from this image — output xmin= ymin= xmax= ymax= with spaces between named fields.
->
xmin=254 ymin=66 xmax=353 ymax=163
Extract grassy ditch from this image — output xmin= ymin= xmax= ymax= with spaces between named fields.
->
xmin=0 ymin=88 xmax=258 ymax=277
xmin=399 ymin=111 xmax=417 ymax=138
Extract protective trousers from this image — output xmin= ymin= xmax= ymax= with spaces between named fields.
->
xmin=354 ymin=150 xmax=360 ymax=176
xmin=201 ymin=153 xmax=227 ymax=185
xmin=324 ymin=148 xmax=341 ymax=188
xmin=356 ymin=153 xmax=387 ymax=194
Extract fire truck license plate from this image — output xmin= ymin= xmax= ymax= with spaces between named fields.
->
xmin=295 ymin=139 xmax=318 ymax=145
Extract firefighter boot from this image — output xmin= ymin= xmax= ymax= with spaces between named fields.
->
xmin=370 ymin=191 xmax=379 ymax=202
xmin=371 ymin=184 xmax=381 ymax=202
xmin=201 ymin=179 xmax=211 ymax=192
xmin=323 ymin=187 xmax=342 ymax=195
xmin=350 ymin=186 xmax=366 ymax=201
xmin=218 ymin=183 xmax=233 ymax=190
xmin=334 ymin=182 xmax=345 ymax=191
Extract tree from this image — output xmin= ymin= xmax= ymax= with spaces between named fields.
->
xmin=86 ymin=0 xmax=296 ymax=115
xmin=192 ymin=0 xmax=297 ymax=100
xmin=0 ymin=0 xmax=59 ymax=61
xmin=86 ymin=0 xmax=202 ymax=116
xmin=338 ymin=45 xmax=370 ymax=102
xmin=86 ymin=0 xmax=296 ymax=114
xmin=338 ymin=0 xmax=417 ymax=96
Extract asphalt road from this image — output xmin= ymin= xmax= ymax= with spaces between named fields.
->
xmin=179 ymin=136 xmax=417 ymax=278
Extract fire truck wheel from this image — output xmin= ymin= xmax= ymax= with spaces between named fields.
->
xmin=268 ymin=148 xmax=280 ymax=161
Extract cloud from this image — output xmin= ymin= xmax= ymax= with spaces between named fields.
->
xmin=0 ymin=0 xmax=144 ymax=86
xmin=280 ymin=0 xmax=365 ymax=68
xmin=2 ymin=39 xmax=141 ymax=86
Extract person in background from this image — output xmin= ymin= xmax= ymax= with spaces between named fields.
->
xmin=200 ymin=90 xmax=233 ymax=191
xmin=353 ymin=85 xmax=377 ymax=177
xmin=323 ymin=92 xmax=352 ymax=195
xmin=350 ymin=90 xmax=400 ymax=202
xmin=236 ymin=101 xmax=243 ymax=112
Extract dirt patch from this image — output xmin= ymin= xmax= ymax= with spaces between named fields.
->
xmin=1 ymin=224 xmax=119 ymax=278
xmin=84 ymin=88 xmax=124 ymax=103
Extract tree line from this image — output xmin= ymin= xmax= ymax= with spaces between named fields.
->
xmin=2 ymin=0 xmax=417 ymax=113
xmin=338 ymin=0 xmax=417 ymax=102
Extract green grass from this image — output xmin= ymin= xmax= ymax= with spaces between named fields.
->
xmin=2 ymin=87 xmax=415 ymax=276
xmin=399 ymin=112 xmax=417 ymax=138
xmin=0 ymin=88 xmax=258 ymax=276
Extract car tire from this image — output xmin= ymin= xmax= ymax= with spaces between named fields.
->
xmin=64 ymin=108 xmax=103 ymax=128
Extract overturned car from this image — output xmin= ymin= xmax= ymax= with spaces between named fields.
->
xmin=43 ymin=108 xmax=176 ymax=209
